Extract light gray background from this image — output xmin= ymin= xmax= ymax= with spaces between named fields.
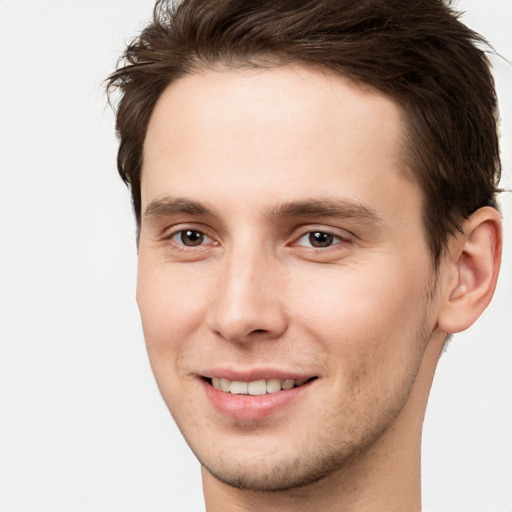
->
xmin=0 ymin=1 xmax=510 ymax=511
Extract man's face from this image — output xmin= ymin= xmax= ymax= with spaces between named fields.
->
xmin=138 ymin=65 xmax=442 ymax=491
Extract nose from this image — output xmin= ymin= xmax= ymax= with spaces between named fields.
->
xmin=206 ymin=246 xmax=288 ymax=344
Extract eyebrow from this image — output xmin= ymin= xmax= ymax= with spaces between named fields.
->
xmin=144 ymin=196 xmax=217 ymax=219
xmin=143 ymin=195 xmax=383 ymax=226
xmin=268 ymin=198 xmax=384 ymax=225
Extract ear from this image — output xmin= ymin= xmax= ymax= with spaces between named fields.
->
xmin=437 ymin=206 xmax=502 ymax=334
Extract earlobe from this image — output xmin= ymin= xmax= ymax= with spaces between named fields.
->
xmin=437 ymin=206 xmax=502 ymax=334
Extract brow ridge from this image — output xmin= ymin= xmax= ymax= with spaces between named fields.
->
xmin=143 ymin=196 xmax=383 ymax=227
xmin=267 ymin=198 xmax=383 ymax=224
xmin=144 ymin=196 xmax=216 ymax=219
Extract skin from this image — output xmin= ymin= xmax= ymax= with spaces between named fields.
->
xmin=136 ymin=65 xmax=502 ymax=511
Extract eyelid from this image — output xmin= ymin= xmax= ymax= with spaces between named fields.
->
xmin=170 ymin=230 xmax=213 ymax=245
xmin=290 ymin=226 xmax=354 ymax=247
xmin=164 ymin=223 xmax=219 ymax=246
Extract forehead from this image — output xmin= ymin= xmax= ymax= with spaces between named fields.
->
xmin=141 ymin=65 xmax=419 ymax=227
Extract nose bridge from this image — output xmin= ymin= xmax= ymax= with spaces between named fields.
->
xmin=225 ymin=245 xmax=262 ymax=305
xmin=207 ymin=238 xmax=286 ymax=342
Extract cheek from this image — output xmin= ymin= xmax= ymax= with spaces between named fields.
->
xmin=136 ymin=258 xmax=210 ymax=366
xmin=291 ymin=265 xmax=432 ymax=429
xmin=135 ymin=263 xmax=208 ymax=414
xmin=290 ymin=260 xmax=432 ymax=357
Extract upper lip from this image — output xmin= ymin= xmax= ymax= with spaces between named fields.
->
xmin=200 ymin=368 xmax=316 ymax=382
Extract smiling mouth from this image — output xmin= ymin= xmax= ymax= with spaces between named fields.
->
xmin=204 ymin=376 xmax=317 ymax=396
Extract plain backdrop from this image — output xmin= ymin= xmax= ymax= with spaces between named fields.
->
xmin=0 ymin=1 xmax=510 ymax=511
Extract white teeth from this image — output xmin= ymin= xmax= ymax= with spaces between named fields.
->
xmin=219 ymin=377 xmax=231 ymax=392
xmin=281 ymin=379 xmax=294 ymax=390
xmin=266 ymin=378 xmax=282 ymax=394
xmin=230 ymin=381 xmax=248 ymax=394
xmin=248 ymin=379 xmax=267 ymax=396
xmin=209 ymin=376 xmax=311 ymax=395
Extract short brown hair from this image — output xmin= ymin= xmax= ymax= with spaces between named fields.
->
xmin=107 ymin=0 xmax=501 ymax=265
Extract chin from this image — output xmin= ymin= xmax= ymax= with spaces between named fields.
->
xmin=203 ymin=454 xmax=342 ymax=492
xmin=191 ymin=428 xmax=371 ymax=493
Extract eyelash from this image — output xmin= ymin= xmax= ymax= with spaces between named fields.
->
xmin=168 ymin=228 xmax=216 ymax=249
xmin=293 ymin=230 xmax=350 ymax=249
xmin=166 ymin=227 xmax=351 ymax=252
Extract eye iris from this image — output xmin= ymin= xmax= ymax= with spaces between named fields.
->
xmin=309 ymin=231 xmax=334 ymax=247
xmin=181 ymin=230 xmax=204 ymax=246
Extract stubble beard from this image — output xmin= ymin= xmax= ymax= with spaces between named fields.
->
xmin=173 ymin=276 xmax=438 ymax=494
xmin=201 ymin=435 xmax=365 ymax=493
xmin=196 ymin=315 xmax=435 ymax=492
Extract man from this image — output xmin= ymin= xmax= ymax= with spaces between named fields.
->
xmin=107 ymin=0 xmax=503 ymax=510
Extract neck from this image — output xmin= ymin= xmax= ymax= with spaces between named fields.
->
xmin=202 ymin=332 xmax=446 ymax=512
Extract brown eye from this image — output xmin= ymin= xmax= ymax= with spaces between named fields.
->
xmin=172 ymin=230 xmax=209 ymax=246
xmin=294 ymin=230 xmax=348 ymax=249
xmin=308 ymin=232 xmax=335 ymax=247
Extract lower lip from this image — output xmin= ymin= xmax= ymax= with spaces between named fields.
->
xmin=202 ymin=380 xmax=312 ymax=421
